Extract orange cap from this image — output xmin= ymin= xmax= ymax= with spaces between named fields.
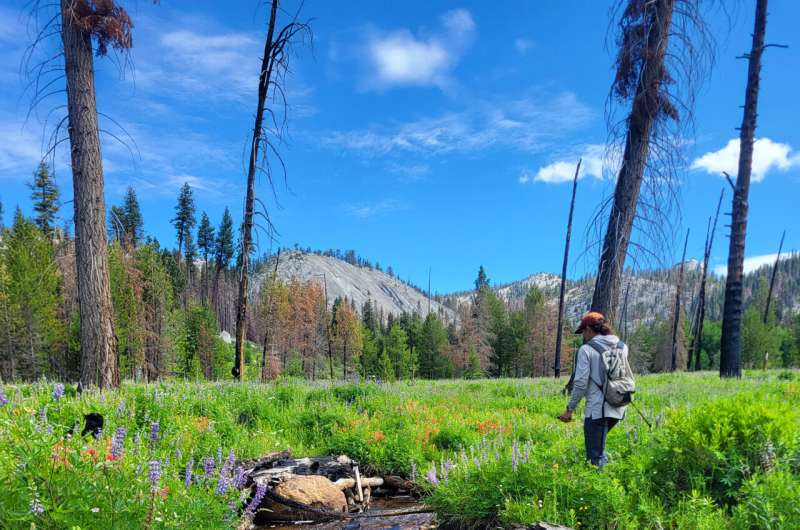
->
xmin=575 ymin=311 xmax=606 ymax=334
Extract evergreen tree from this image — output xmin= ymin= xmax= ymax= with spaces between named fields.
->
xmin=475 ymin=265 xmax=489 ymax=291
xmin=418 ymin=313 xmax=451 ymax=378
xmin=29 ymin=162 xmax=60 ymax=236
xmin=171 ymin=182 xmax=196 ymax=258
xmin=465 ymin=349 xmax=483 ymax=379
xmin=197 ymin=212 xmax=215 ymax=265
xmin=384 ymin=323 xmax=411 ymax=379
xmin=122 ymin=186 xmax=144 ymax=247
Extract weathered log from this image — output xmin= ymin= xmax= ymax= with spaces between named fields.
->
xmin=334 ymin=477 xmax=384 ymax=490
xmin=246 ymin=454 xmax=356 ymax=486
xmin=383 ymin=475 xmax=419 ymax=493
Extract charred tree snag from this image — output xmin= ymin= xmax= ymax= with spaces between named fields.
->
xmin=554 ymin=159 xmax=580 ymax=378
xmin=670 ymin=229 xmax=689 ymax=372
xmin=720 ymin=0 xmax=771 ymax=378
xmin=591 ymin=0 xmax=676 ymax=324
xmin=690 ymin=188 xmax=723 ymax=370
xmin=60 ymin=0 xmax=133 ymax=388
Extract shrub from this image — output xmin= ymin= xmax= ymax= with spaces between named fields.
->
xmin=731 ymin=471 xmax=800 ymax=530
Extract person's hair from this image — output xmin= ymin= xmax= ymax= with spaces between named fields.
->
xmin=589 ymin=319 xmax=614 ymax=336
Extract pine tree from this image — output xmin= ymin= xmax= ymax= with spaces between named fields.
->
xmin=212 ymin=208 xmax=235 ymax=306
xmin=171 ymin=183 xmax=196 ymax=259
xmin=29 ymin=162 xmax=60 ymax=236
xmin=197 ymin=212 xmax=214 ymax=302
xmin=122 ymin=186 xmax=143 ymax=247
xmin=475 ymin=265 xmax=489 ymax=291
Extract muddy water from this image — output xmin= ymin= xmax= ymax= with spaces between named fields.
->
xmin=260 ymin=497 xmax=437 ymax=530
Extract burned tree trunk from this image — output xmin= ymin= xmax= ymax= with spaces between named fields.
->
xmin=554 ymin=159 xmax=580 ymax=378
xmin=60 ymin=0 xmax=123 ymax=388
xmin=234 ymin=0 xmax=280 ymax=381
xmin=720 ymin=0 xmax=769 ymax=379
xmin=763 ymin=230 xmax=785 ymax=324
xmin=690 ymin=188 xmax=724 ymax=370
xmin=591 ymin=0 xmax=676 ymax=324
xmin=670 ymin=229 xmax=689 ymax=372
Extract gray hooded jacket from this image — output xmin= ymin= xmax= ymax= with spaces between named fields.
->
xmin=567 ymin=334 xmax=631 ymax=420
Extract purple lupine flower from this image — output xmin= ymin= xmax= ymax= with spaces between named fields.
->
xmin=245 ymin=484 xmax=267 ymax=519
xmin=426 ymin=465 xmax=439 ymax=485
xmin=175 ymin=447 xmax=182 ymax=461
xmin=0 ymin=385 xmax=9 ymax=406
xmin=473 ymin=457 xmax=481 ymax=470
xmin=116 ymin=401 xmax=126 ymax=415
xmin=38 ymin=406 xmax=48 ymax=425
xmin=52 ymin=383 xmax=64 ymax=402
xmin=224 ymin=449 xmax=235 ymax=473
xmin=232 ymin=466 xmax=247 ymax=489
xmin=511 ymin=445 xmax=519 ymax=472
xmin=30 ymin=499 xmax=45 ymax=515
xmin=110 ymin=427 xmax=126 ymax=460
xmin=203 ymin=456 xmax=216 ymax=478
xmin=148 ymin=460 xmax=161 ymax=491
xmin=214 ymin=474 xmax=230 ymax=496
xmin=184 ymin=458 xmax=194 ymax=489
xmin=149 ymin=421 xmax=160 ymax=443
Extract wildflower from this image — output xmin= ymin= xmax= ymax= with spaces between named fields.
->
xmin=52 ymin=383 xmax=64 ymax=402
xmin=217 ymin=447 xmax=223 ymax=467
xmin=184 ymin=458 xmax=194 ymax=489
xmin=244 ymin=484 xmax=267 ymax=519
xmin=511 ymin=444 xmax=519 ymax=472
xmin=224 ymin=449 xmax=235 ymax=474
xmin=0 ymin=385 xmax=8 ymax=406
xmin=30 ymin=499 xmax=45 ymax=515
xmin=426 ymin=465 xmax=439 ymax=485
xmin=116 ymin=401 xmax=126 ymax=415
xmin=232 ymin=466 xmax=247 ymax=488
xmin=203 ymin=456 xmax=216 ymax=478
xmin=473 ymin=457 xmax=481 ymax=470
xmin=91 ymin=507 xmax=100 ymax=513
xmin=175 ymin=447 xmax=182 ymax=461
xmin=215 ymin=474 xmax=230 ymax=496
xmin=148 ymin=460 xmax=161 ymax=492
xmin=109 ymin=427 xmax=126 ymax=460
xmin=149 ymin=421 xmax=160 ymax=443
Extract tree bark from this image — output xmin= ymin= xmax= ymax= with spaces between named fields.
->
xmin=234 ymin=0 xmax=279 ymax=381
xmin=61 ymin=0 xmax=119 ymax=388
xmin=720 ymin=0 xmax=769 ymax=379
xmin=591 ymin=0 xmax=675 ymax=324
xmin=763 ymin=230 xmax=785 ymax=324
xmin=554 ymin=159 xmax=580 ymax=378
xmin=691 ymin=188 xmax=723 ymax=370
xmin=670 ymin=229 xmax=689 ymax=372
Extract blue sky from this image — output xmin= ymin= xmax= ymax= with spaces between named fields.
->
xmin=0 ymin=1 xmax=797 ymax=293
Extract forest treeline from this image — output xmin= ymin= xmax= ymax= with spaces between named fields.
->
xmin=1 ymin=163 xmax=799 ymax=382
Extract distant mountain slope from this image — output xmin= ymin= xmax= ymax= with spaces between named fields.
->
xmin=254 ymin=250 xmax=455 ymax=321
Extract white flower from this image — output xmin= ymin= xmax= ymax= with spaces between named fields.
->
xmin=91 ymin=507 xmax=100 ymax=513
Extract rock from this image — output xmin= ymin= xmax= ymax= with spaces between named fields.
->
xmin=257 ymin=474 xmax=347 ymax=522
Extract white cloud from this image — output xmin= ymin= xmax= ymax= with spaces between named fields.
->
xmin=713 ymin=252 xmax=795 ymax=276
xmin=323 ymin=91 xmax=592 ymax=155
xmin=346 ymin=199 xmax=407 ymax=218
xmin=530 ymin=144 xmax=608 ymax=184
xmin=364 ymin=9 xmax=475 ymax=90
xmin=691 ymin=138 xmax=799 ymax=183
xmin=514 ymin=38 xmax=534 ymax=53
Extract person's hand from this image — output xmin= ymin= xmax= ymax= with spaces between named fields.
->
xmin=558 ymin=408 xmax=573 ymax=423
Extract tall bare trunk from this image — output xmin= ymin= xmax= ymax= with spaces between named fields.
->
xmin=61 ymin=0 xmax=119 ymax=388
xmin=670 ymin=229 xmax=689 ymax=371
xmin=591 ymin=0 xmax=675 ymax=324
xmin=234 ymin=0 xmax=280 ymax=381
xmin=554 ymin=159 xmax=580 ymax=378
xmin=691 ymin=188 xmax=723 ymax=370
xmin=763 ymin=230 xmax=785 ymax=323
xmin=720 ymin=0 xmax=769 ymax=378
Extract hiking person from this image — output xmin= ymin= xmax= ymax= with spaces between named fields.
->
xmin=558 ymin=311 xmax=634 ymax=467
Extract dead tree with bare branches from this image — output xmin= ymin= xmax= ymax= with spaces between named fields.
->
xmin=233 ymin=1 xmax=311 ymax=381
xmin=690 ymin=188 xmax=723 ymax=370
xmin=553 ymin=159 xmax=580 ymax=378
xmin=590 ymin=0 xmax=714 ymax=324
xmin=670 ymin=228 xmax=689 ymax=371
xmin=720 ymin=0 xmax=776 ymax=378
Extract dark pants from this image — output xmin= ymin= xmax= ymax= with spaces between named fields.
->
xmin=583 ymin=417 xmax=619 ymax=468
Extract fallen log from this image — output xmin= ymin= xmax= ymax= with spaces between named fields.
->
xmin=334 ymin=477 xmax=384 ymax=490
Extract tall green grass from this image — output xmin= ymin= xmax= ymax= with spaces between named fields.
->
xmin=0 ymin=371 xmax=798 ymax=528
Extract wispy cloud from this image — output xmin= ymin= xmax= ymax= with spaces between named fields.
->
xmin=323 ymin=91 xmax=592 ymax=155
xmin=361 ymin=9 xmax=475 ymax=90
xmin=524 ymin=144 xmax=608 ymax=184
xmin=386 ymin=162 xmax=431 ymax=182
xmin=713 ymin=252 xmax=796 ymax=276
xmin=346 ymin=199 xmax=408 ymax=218
xmin=691 ymin=138 xmax=800 ymax=183
xmin=514 ymin=38 xmax=534 ymax=53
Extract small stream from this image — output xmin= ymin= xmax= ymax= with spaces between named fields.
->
xmin=260 ymin=497 xmax=437 ymax=530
